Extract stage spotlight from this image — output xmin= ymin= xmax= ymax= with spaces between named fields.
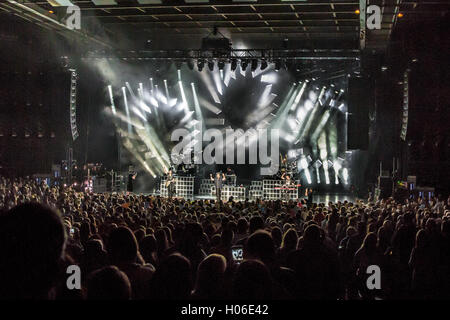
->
xmin=197 ymin=59 xmax=204 ymax=71
xmin=218 ymin=60 xmax=225 ymax=70
xmin=175 ymin=60 xmax=183 ymax=70
xmin=274 ymin=59 xmax=282 ymax=71
xmin=261 ymin=60 xmax=268 ymax=70
xmin=343 ymin=168 xmax=349 ymax=184
xmin=208 ymin=60 xmax=215 ymax=71
xmin=251 ymin=59 xmax=258 ymax=71
xmin=187 ymin=60 xmax=195 ymax=70
xmin=241 ymin=59 xmax=249 ymax=71
xmin=231 ymin=59 xmax=237 ymax=71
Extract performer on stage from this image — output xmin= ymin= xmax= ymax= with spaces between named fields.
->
xmin=210 ymin=172 xmax=226 ymax=202
xmin=165 ymin=168 xmax=176 ymax=199
xmin=225 ymin=166 xmax=235 ymax=185
xmin=276 ymin=153 xmax=288 ymax=180
xmin=127 ymin=166 xmax=137 ymax=193
xmin=281 ymin=172 xmax=293 ymax=201
xmin=305 ymin=188 xmax=314 ymax=206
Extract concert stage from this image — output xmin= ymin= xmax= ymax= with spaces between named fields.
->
xmin=154 ymin=192 xmax=357 ymax=204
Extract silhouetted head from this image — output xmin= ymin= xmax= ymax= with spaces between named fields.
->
xmin=361 ymin=232 xmax=377 ymax=254
xmin=415 ymin=229 xmax=428 ymax=249
xmin=0 ymin=203 xmax=66 ymax=298
xmin=245 ymin=230 xmax=275 ymax=262
xmin=249 ymin=216 xmax=265 ymax=234
xmin=193 ymin=254 xmax=227 ymax=299
xmin=281 ymin=228 xmax=298 ymax=251
xmin=232 ymin=260 xmax=272 ymax=299
xmin=139 ymin=235 xmax=158 ymax=264
xmin=87 ymin=266 xmax=131 ymax=300
xmin=303 ymin=224 xmax=322 ymax=247
xmin=237 ymin=218 xmax=248 ymax=234
xmin=107 ymin=226 xmax=139 ymax=264
xmin=151 ymin=253 xmax=192 ymax=300
xmin=271 ymin=226 xmax=282 ymax=248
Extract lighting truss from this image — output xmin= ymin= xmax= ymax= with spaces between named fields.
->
xmin=82 ymin=48 xmax=360 ymax=61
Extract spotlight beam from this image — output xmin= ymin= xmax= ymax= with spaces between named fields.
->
xmin=108 ymin=85 xmax=116 ymax=115
xmin=122 ymin=86 xmax=132 ymax=134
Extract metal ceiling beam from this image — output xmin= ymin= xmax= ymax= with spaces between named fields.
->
xmin=30 ymin=0 xmax=360 ymax=9
xmin=1 ymin=0 xmax=113 ymax=48
xmin=82 ymin=11 xmax=360 ymax=17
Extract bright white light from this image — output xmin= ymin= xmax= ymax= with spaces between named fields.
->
xmin=300 ymin=156 xmax=309 ymax=169
xmin=297 ymin=108 xmax=306 ymax=121
xmin=108 ymin=85 xmax=116 ymax=115
xmin=168 ymin=98 xmax=178 ymax=107
xmin=261 ymin=73 xmax=278 ymax=84
xmin=122 ymin=87 xmax=132 ymax=134
xmin=164 ymin=79 xmax=170 ymax=100
xmin=258 ymin=84 xmax=276 ymax=108
xmin=343 ymin=168 xmax=349 ymax=184
xmin=333 ymin=158 xmax=344 ymax=185
xmin=224 ymin=63 xmax=232 ymax=87
xmin=304 ymin=100 xmax=314 ymax=110
xmin=304 ymin=169 xmax=312 ymax=184
xmin=199 ymin=71 xmax=221 ymax=104
xmin=198 ymin=96 xmax=222 ymax=115
xmin=180 ymin=111 xmax=194 ymax=124
xmin=149 ymin=95 xmax=159 ymax=108
xmin=178 ymin=81 xmax=190 ymax=113
xmin=308 ymin=91 xmax=318 ymax=101
xmin=316 ymin=167 xmax=321 ymax=184
xmin=139 ymin=101 xmax=152 ymax=114
xmin=132 ymin=107 xmax=147 ymax=122
xmin=323 ymin=160 xmax=330 ymax=185
xmin=156 ymin=90 xmax=168 ymax=105
xmin=294 ymin=84 xmax=306 ymax=104
xmin=213 ymin=70 xmax=223 ymax=95
xmin=288 ymin=117 xmax=297 ymax=130
xmin=283 ymin=132 xmax=296 ymax=143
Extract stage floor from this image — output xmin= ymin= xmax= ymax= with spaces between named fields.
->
xmin=162 ymin=193 xmax=357 ymax=203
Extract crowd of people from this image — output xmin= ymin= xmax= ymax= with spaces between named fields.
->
xmin=0 ymin=176 xmax=449 ymax=300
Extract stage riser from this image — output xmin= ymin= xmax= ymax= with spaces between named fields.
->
xmin=160 ymin=176 xmax=194 ymax=199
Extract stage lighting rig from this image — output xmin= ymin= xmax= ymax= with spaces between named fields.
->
xmin=201 ymin=27 xmax=231 ymax=58
xmin=218 ymin=60 xmax=225 ymax=71
xmin=241 ymin=60 xmax=249 ymax=71
xmin=187 ymin=60 xmax=195 ymax=70
xmin=208 ymin=60 xmax=215 ymax=71
xmin=261 ymin=60 xmax=268 ymax=71
xmin=197 ymin=59 xmax=204 ymax=72
xmin=274 ymin=59 xmax=282 ymax=71
xmin=251 ymin=59 xmax=258 ymax=71
xmin=231 ymin=59 xmax=238 ymax=71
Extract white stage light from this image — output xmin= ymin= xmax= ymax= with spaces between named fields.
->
xmin=343 ymin=168 xmax=349 ymax=184
xmin=108 ymin=85 xmax=116 ymax=115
